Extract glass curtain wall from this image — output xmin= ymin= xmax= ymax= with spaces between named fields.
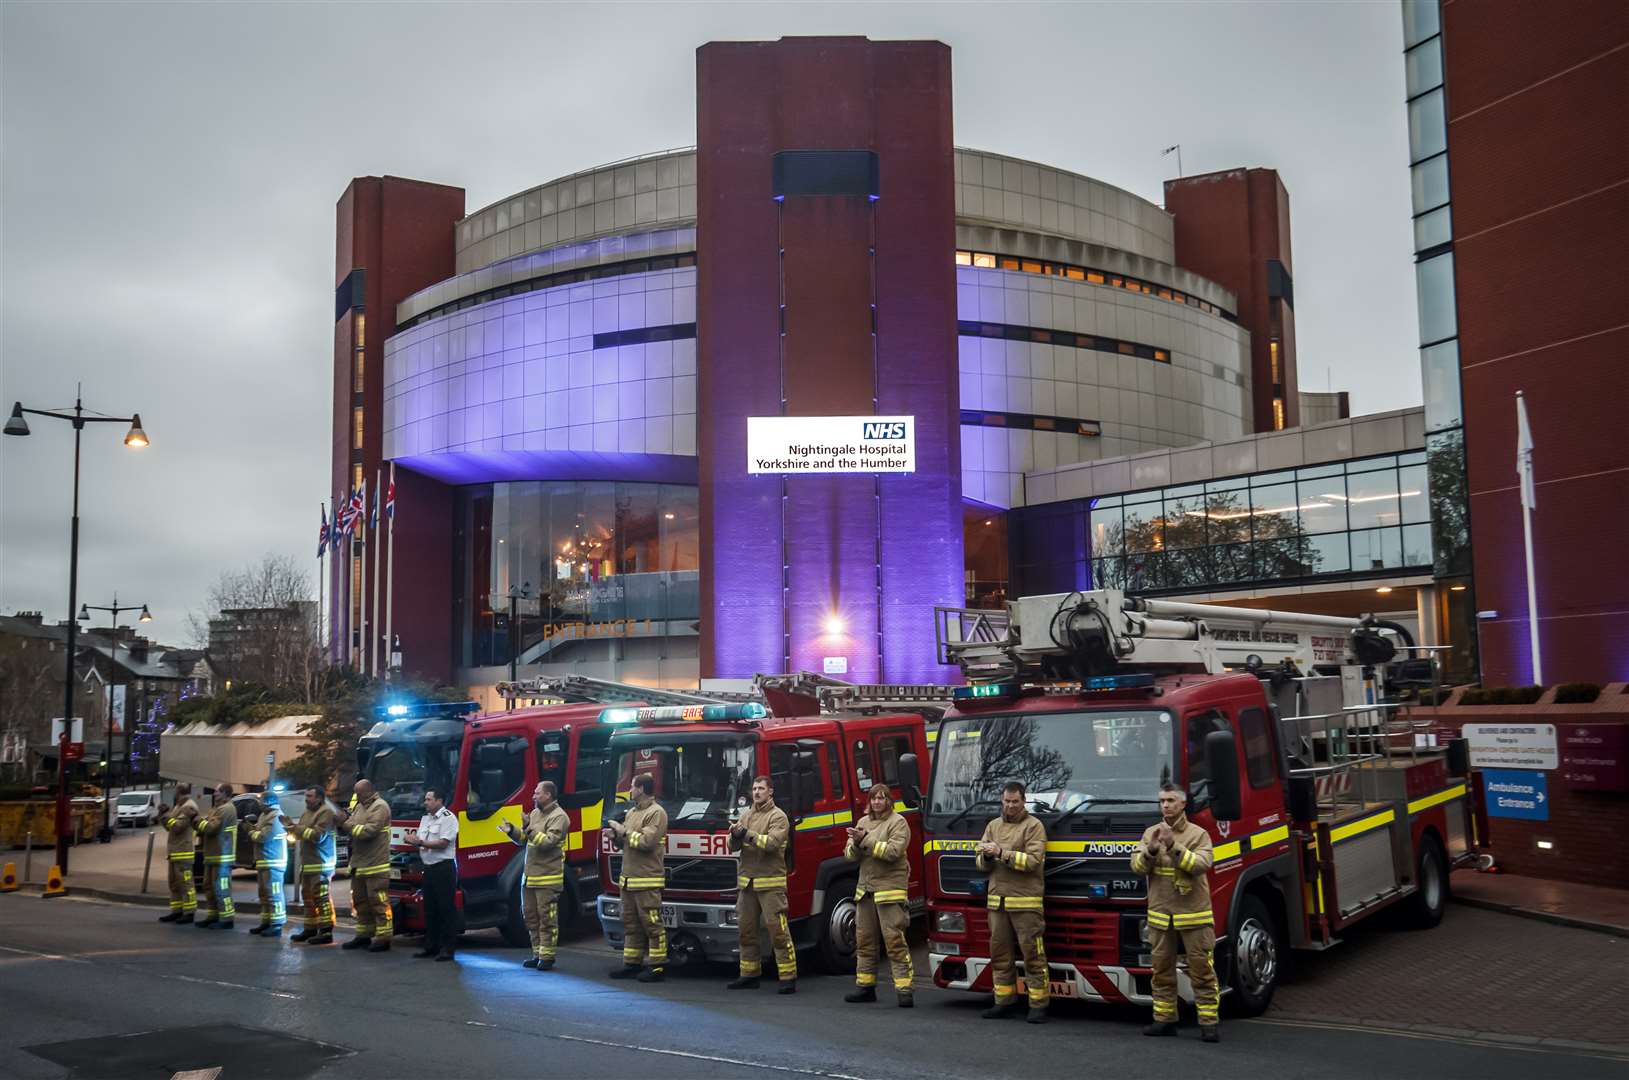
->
xmin=1011 ymin=453 xmax=1432 ymax=596
xmin=453 ymin=482 xmax=699 ymax=669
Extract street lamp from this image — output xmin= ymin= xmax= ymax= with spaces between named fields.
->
xmin=505 ymin=582 xmax=532 ymax=710
xmin=5 ymin=390 xmax=148 ymax=874
xmin=81 ymin=594 xmax=153 ymax=842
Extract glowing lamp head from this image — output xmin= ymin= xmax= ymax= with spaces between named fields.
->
xmin=386 ymin=704 xmax=410 ymax=717
xmin=823 ymin=614 xmax=846 ymax=636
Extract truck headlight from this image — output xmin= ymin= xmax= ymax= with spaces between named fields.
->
xmin=935 ymin=911 xmax=966 ymax=935
xmin=1137 ymin=917 xmax=1149 ymax=944
xmin=723 ymin=909 xmax=738 ymax=926
xmin=603 ymin=900 xmax=621 ymax=919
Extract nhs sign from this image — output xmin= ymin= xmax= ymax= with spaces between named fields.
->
xmin=747 ymin=415 xmax=917 ymax=475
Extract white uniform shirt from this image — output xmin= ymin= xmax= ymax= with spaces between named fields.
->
xmin=416 ymin=806 xmax=459 ymax=866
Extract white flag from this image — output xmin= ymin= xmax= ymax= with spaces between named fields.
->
xmin=1516 ymin=391 xmax=1536 ymax=511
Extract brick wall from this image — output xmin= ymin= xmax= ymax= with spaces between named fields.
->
xmin=1418 ymin=684 xmax=1629 ymax=888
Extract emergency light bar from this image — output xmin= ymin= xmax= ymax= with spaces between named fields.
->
xmin=952 ymin=672 xmax=1157 ymax=703
xmin=378 ymin=701 xmax=480 ymax=720
xmin=599 ymin=702 xmax=769 ymax=725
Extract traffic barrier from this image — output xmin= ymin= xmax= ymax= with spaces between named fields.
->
xmin=42 ymin=864 xmax=67 ymax=898
xmin=0 ymin=861 xmax=17 ymax=892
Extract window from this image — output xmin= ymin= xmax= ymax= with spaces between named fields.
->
xmin=1411 ymin=155 xmax=1450 ymax=215
xmin=1408 ymin=88 xmax=1447 ymax=164
xmin=352 ymin=463 xmax=364 ymax=494
xmin=351 ymin=407 xmax=364 ymax=450
xmin=875 ymin=734 xmax=914 ymax=788
xmin=536 ymin=733 xmax=567 ymax=791
xmin=1269 ymin=341 xmax=1281 ymax=384
xmin=573 ymin=726 xmax=614 ymax=793
xmin=1414 ymin=205 xmax=1452 ymax=252
xmin=1184 ymin=710 xmax=1231 ymax=807
xmin=1238 ymin=708 xmax=1276 ymax=788
xmin=354 ymin=312 xmax=366 ymax=350
xmin=1416 ymin=252 xmax=1458 ymax=345
xmin=1420 ymin=340 xmax=1462 ymax=433
xmin=1272 ymin=398 xmax=1285 ymax=431
xmin=1405 ymin=37 xmax=1443 ymax=98
xmin=824 ymin=741 xmax=843 ymax=800
xmin=467 ymin=734 xmax=527 ymax=814
xmin=1401 ymin=0 xmax=1440 ymax=48
xmin=972 ymin=252 xmax=996 ymax=268
xmin=955 ymin=250 xmax=972 ymax=266
xmin=352 ymin=353 xmax=365 ymax=395
xmin=769 ymin=742 xmax=797 ymax=802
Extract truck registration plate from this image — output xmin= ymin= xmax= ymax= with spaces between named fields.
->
xmin=661 ymin=905 xmax=679 ymax=928
xmin=390 ymin=868 xmax=402 ymax=880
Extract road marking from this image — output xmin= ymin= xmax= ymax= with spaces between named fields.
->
xmin=171 ymin=1070 xmax=222 ymax=1080
xmin=554 ymin=1034 xmax=878 ymax=1080
xmin=1246 ymin=1016 xmax=1629 ymax=1063
xmin=0 ymin=942 xmax=299 ymax=999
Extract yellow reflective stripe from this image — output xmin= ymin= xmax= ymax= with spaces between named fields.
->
xmin=871 ymin=842 xmax=888 ymax=858
xmin=987 ymin=895 xmax=1044 ymax=910
xmin=737 ymin=876 xmax=788 ymax=889
xmin=1330 ymin=809 xmax=1395 ymax=843
xmin=795 ymin=809 xmax=853 ymax=832
xmin=892 ymin=801 xmax=916 ymax=815
xmin=628 ymin=831 xmax=644 ymax=848
xmin=525 ymin=874 xmax=564 ymax=886
xmin=353 ymin=863 xmax=392 ymax=876
xmin=755 ymin=834 xmax=771 ymax=849
xmin=168 ymin=852 xmax=194 ymax=860
xmin=863 ymin=888 xmax=909 ymax=903
xmin=1146 ymin=911 xmax=1172 ymax=929
xmin=1178 ymin=848 xmax=1196 ymax=871
xmin=855 ymin=972 xmax=877 ymax=987
xmin=1213 ymin=839 xmax=1243 ymax=861
xmin=1170 ymin=910 xmax=1214 ymax=927
xmin=1010 ymin=851 xmax=1030 ymax=871
xmin=1153 ymin=867 xmax=1176 ymax=877
xmin=1408 ymin=783 xmax=1467 ymax=816
xmin=302 ymin=828 xmax=314 ymax=839
xmin=621 ymin=876 xmax=665 ymax=889
xmin=1251 ymin=825 xmax=1290 ymax=849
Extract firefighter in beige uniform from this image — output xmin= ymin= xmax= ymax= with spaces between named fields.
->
xmin=977 ymin=781 xmax=1050 ymax=1023
xmin=1132 ymin=783 xmax=1219 ymax=1043
xmin=336 ymin=779 xmax=394 ymax=952
xmin=501 ymin=780 xmax=569 ymax=970
xmin=285 ymin=787 xmax=337 ymax=944
xmin=606 ymin=773 xmax=668 ymax=982
xmin=194 ymin=784 xmax=238 ymax=928
xmin=156 ymin=784 xmax=199 ymax=923
xmin=727 ymin=775 xmax=796 ymax=993
xmin=844 ymin=783 xmax=914 ymax=1007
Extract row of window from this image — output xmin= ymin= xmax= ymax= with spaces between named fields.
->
xmin=958 ymin=319 xmax=1172 ymax=364
xmin=959 ymin=409 xmax=1102 ymax=436
xmin=592 ymin=322 xmax=697 ymax=350
xmin=401 ymin=253 xmax=699 ymax=331
xmin=956 ymin=250 xmax=1237 ymax=321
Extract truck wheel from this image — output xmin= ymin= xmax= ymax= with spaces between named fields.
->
xmin=1225 ymin=893 xmax=1282 ymax=1017
xmin=815 ymin=879 xmax=858 ymax=974
xmin=499 ymin=878 xmax=530 ymax=947
xmin=1401 ymin=836 xmax=1448 ymax=929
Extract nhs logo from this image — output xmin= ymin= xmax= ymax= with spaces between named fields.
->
xmin=862 ymin=421 xmax=908 ymax=440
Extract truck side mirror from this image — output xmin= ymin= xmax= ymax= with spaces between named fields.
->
xmin=792 ymin=749 xmax=818 ymax=816
xmin=898 ymin=752 xmax=923 ymax=810
xmin=1204 ymin=730 xmax=1242 ymax=822
xmin=559 ymin=789 xmax=600 ymax=811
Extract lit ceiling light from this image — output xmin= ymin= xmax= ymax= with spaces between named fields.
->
xmin=983 ymin=519 xmax=993 ymax=526
xmin=1376 ymin=586 xmax=1394 ymax=595
xmin=1449 ymin=584 xmax=1468 ymax=592
xmin=823 ymin=614 xmax=845 ymax=635
xmin=664 ymin=512 xmax=675 ymax=520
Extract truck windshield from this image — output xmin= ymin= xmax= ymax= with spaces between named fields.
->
xmin=364 ymin=737 xmax=462 ymax=820
xmin=611 ymin=736 xmax=755 ymax=827
xmin=928 ymin=709 xmax=1173 ymax=830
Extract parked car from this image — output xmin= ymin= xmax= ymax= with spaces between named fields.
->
xmin=115 ymin=790 xmax=162 ymax=828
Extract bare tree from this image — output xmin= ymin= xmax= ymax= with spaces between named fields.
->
xmin=191 ymin=554 xmax=320 ymax=698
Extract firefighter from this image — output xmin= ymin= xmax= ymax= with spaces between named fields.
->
xmin=977 ymin=781 xmax=1049 ymax=1023
xmin=246 ymin=796 xmax=288 ymax=937
xmin=156 ymin=783 xmax=199 ymax=923
xmin=194 ymin=784 xmax=238 ymax=928
xmin=283 ymin=786 xmax=336 ymax=945
xmin=1132 ymin=783 xmax=1219 ymax=1043
xmin=844 ymin=783 xmax=914 ymax=1007
xmin=335 ymin=779 xmax=393 ymax=952
xmin=727 ymin=774 xmax=796 ymax=994
xmin=500 ymin=780 xmax=568 ymax=970
xmin=409 ymin=787 xmax=460 ymax=961
xmin=605 ymin=772 xmax=668 ymax=982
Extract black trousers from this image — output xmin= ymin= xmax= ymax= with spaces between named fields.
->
xmin=421 ymin=860 xmax=460 ymax=955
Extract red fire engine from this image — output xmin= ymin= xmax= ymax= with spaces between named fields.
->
xmin=357 ymin=677 xmax=741 ymax=944
xmin=594 ymin=699 xmax=933 ymax=971
xmin=921 ymin=589 xmax=1476 ymax=1015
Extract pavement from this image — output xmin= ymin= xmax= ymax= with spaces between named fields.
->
xmin=2 ymin=893 xmax=1624 ymax=1080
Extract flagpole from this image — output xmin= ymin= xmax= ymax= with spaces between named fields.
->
xmin=1517 ymin=390 xmax=1543 ymax=685
xmin=371 ymin=467 xmax=382 ymax=677
xmin=384 ymin=462 xmax=397 ymax=680
xmin=317 ymin=504 xmax=326 ymax=669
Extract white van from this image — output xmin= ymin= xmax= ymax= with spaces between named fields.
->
xmin=115 ymin=790 xmax=162 ymax=828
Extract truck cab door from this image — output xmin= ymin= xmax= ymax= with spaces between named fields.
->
xmin=848 ymin=724 xmax=927 ymax=898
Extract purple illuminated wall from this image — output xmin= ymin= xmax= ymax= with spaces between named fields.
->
xmin=697 ymin=38 xmax=963 ymax=683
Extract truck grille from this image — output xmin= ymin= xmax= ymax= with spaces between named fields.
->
xmin=1042 ymin=906 xmax=1122 ymax=965
xmin=938 ymin=855 xmax=979 ymax=896
xmin=608 ymin=855 xmax=736 ymax=893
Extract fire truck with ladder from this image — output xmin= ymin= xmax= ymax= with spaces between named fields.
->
xmin=919 ymin=589 xmax=1477 ymax=1015
xmin=356 ymin=677 xmax=748 ymax=944
xmin=593 ymin=694 xmax=936 ymax=971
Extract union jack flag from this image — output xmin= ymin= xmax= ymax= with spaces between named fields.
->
xmin=318 ymin=506 xmax=329 ymax=558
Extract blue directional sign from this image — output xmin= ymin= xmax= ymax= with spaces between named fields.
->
xmin=1482 ymin=768 xmax=1549 ymax=821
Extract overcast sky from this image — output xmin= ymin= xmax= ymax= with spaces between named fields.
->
xmin=1 ymin=1 xmax=1420 ymax=647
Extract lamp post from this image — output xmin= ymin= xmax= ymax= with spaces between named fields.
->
xmin=505 ymin=582 xmax=532 ymax=710
xmin=81 ymin=595 xmax=151 ymax=841
xmin=6 ymin=391 xmax=148 ymax=874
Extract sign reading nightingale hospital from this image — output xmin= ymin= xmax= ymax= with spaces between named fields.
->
xmin=747 ymin=415 xmax=916 ymax=474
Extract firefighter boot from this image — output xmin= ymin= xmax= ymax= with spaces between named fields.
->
xmin=897 ymin=992 xmax=914 ymax=1009
xmin=175 ymin=913 xmax=194 ymax=925
xmin=1144 ymin=1021 xmax=1178 ymax=1037
xmin=341 ymin=936 xmax=372 ymax=951
xmin=248 ymin=924 xmax=266 ymax=935
xmin=982 ymin=1000 xmax=1022 ymax=1020
xmin=290 ymin=928 xmax=313 ymax=942
xmin=261 ymin=924 xmax=283 ymax=938
xmin=195 ymin=916 xmax=218 ymax=929
xmin=523 ymin=957 xmax=540 ymax=969
xmin=537 ymin=957 xmax=554 ymax=971
xmin=308 ymin=931 xmax=333 ymax=945
xmin=777 ymin=980 xmax=797 ymax=995
xmin=1201 ymin=1026 xmax=1220 ymax=1044
xmin=1026 ymin=1007 xmax=1049 ymax=1025
xmin=216 ymin=919 xmax=234 ymax=930
xmin=727 ymin=976 xmax=760 ymax=990
xmin=368 ymin=938 xmax=391 ymax=953
xmin=158 ymin=912 xmax=181 ymax=923
xmin=636 ymin=967 xmax=665 ymax=983
xmin=609 ymin=964 xmax=641 ymax=979
xmin=844 ymin=987 xmax=877 ymax=1004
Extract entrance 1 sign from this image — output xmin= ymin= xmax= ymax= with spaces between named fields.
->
xmin=747 ymin=415 xmax=916 ymax=474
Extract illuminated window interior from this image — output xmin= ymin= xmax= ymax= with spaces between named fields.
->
xmin=953 ymin=251 xmax=1235 ymax=320
xmin=1273 ymin=398 xmax=1286 ymax=430
xmin=352 ymin=407 xmax=364 ymax=449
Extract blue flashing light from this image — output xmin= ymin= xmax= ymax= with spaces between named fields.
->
xmin=386 ymin=704 xmax=410 ymax=717
xmin=271 ymin=782 xmax=286 ymax=794
xmin=375 ymin=701 xmax=480 ymax=720
xmin=1084 ymin=673 xmax=1157 ymax=691
xmin=953 ymin=682 xmax=1018 ymax=701
xmin=598 ymin=701 xmax=769 ymax=725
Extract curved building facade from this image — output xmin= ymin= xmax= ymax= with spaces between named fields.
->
xmin=332 ymin=37 xmax=1296 ymax=691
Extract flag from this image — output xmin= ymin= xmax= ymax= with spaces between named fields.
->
xmin=347 ymin=484 xmax=366 ymax=536
xmin=1516 ymin=391 xmax=1536 ymax=511
xmin=318 ymin=506 xmax=329 ymax=558
xmin=370 ymin=484 xmax=379 ymax=531
xmin=385 ymin=472 xmax=395 ymax=521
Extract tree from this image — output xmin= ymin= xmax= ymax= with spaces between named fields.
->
xmin=1427 ymin=429 xmax=1471 ymax=578
xmin=1091 ymin=489 xmax=1319 ymax=592
xmin=190 ymin=554 xmax=320 ymax=699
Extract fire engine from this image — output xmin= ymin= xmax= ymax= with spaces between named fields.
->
xmin=594 ymin=698 xmax=934 ymax=971
xmin=356 ymin=677 xmax=740 ymax=944
xmin=921 ymin=589 xmax=1476 ymax=1016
